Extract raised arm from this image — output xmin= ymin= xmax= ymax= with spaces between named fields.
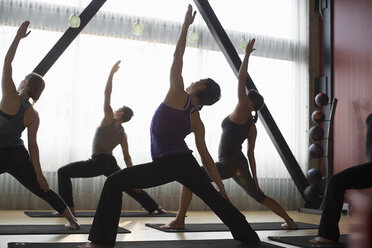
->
xmin=169 ymin=5 xmax=196 ymax=92
xmin=236 ymin=39 xmax=255 ymax=103
xmin=2 ymin=21 xmax=31 ymax=97
xmin=27 ymin=110 xmax=50 ymax=192
xmin=101 ymin=60 xmax=120 ymax=126
xmin=191 ymin=112 xmax=230 ymax=201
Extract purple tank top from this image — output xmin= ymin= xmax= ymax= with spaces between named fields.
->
xmin=150 ymin=95 xmax=197 ymax=159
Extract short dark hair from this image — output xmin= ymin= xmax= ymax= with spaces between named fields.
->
xmin=25 ymin=73 xmax=45 ymax=102
xmin=248 ymin=89 xmax=264 ymax=111
xmin=248 ymin=89 xmax=264 ymax=123
xmin=195 ymin=78 xmax=221 ymax=110
xmin=121 ymin=106 xmax=133 ymax=123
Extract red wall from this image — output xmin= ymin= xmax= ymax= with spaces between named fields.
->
xmin=333 ymin=0 xmax=372 ymax=173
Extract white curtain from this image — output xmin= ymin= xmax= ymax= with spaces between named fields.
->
xmin=0 ymin=0 xmax=309 ymax=211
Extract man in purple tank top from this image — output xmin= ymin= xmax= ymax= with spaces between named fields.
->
xmin=79 ymin=5 xmax=260 ymax=248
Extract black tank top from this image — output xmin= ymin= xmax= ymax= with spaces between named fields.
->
xmin=0 ymin=95 xmax=31 ymax=148
xmin=218 ymin=116 xmax=255 ymax=160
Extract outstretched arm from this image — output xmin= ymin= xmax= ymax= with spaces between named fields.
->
xmin=169 ymin=5 xmax=196 ymax=93
xmin=2 ymin=21 xmax=31 ymax=96
xmin=192 ymin=111 xmax=230 ymax=202
xmin=120 ymin=132 xmax=142 ymax=193
xmin=27 ymin=110 xmax=50 ymax=192
xmin=101 ymin=60 xmax=120 ymax=126
xmin=120 ymin=132 xmax=133 ymax=167
xmin=246 ymin=124 xmax=262 ymax=192
xmin=237 ymin=39 xmax=255 ymax=103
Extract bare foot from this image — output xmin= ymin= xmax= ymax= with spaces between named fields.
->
xmin=160 ymin=219 xmax=185 ymax=229
xmin=65 ymin=218 xmax=80 ymax=230
xmin=61 ymin=207 xmax=80 ymax=229
xmin=281 ymin=219 xmax=298 ymax=229
xmin=309 ymin=236 xmax=335 ymax=244
xmin=77 ymin=242 xmax=113 ymax=248
xmin=155 ymin=206 xmax=166 ymax=214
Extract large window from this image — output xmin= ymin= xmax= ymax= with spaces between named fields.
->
xmin=0 ymin=0 xmax=309 ymax=210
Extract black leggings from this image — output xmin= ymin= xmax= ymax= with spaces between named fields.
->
xmin=201 ymin=158 xmax=266 ymax=203
xmin=318 ymin=162 xmax=372 ymax=241
xmin=0 ymin=146 xmax=66 ymax=213
xmin=57 ymin=154 xmax=160 ymax=213
xmin=88 ymin=154 xmax=260 ymax=247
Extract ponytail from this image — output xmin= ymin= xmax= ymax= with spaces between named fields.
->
xmin=252 ymin=110 xmax=258 ymax=123
xmin=248 ymin=89 xmax=264 ymax=123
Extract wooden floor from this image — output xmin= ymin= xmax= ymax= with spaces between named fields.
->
xmin=0 ymin=210 xmax=350 ymax=247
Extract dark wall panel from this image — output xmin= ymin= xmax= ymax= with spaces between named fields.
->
xmin=333 ymin=0 xmax=372 ymax=173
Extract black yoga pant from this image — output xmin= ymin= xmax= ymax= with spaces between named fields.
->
xmin=88 ymin=154 xmax=260 ymax=247
xmin=318 ymin=162 xmax=372 ymax=241
xmin=57 ymin=154 xmax=159 ymax=213
xmin=0 ymin=146 xmax=66 ymax=213
xmin=201 ymin=157 xmax=266 ymax=203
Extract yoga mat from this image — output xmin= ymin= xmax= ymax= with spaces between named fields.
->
xmin=24 ymin=211 xmax=176 ymax=218
xmin=0 ymin=224 xmax=130 ymax=235
xmin=8 ymin=239 xmax=284 ymax=248
xmin=145 ymin=222 xmax=318 ymax=232
xmin=268 ymin=235 xmax=348 ymax=248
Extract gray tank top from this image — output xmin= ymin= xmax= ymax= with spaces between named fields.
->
xmin=0 ymin=95 xmax=31 ymax=148
xmin=92 ymin=119 xmax=124 ymax=157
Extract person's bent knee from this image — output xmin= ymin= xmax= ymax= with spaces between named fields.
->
xmin=328 ymin=173 xmax=343 ymax=189
xmin=57 ymin=167 xmax=67 ymax=178
xmin=104 ymin=172 xmax=123 ymax=189
xmin=251 ymin=192 xmax=266 ymax=204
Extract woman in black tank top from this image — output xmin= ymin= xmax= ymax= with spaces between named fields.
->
xmin=220 ymin=39 xmax=297 ymax=228
xmin=219 ymin=39 xmax=297 ymax=228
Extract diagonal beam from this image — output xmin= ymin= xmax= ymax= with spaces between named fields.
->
xmin=33 ymin=0 xmax=107 ymax=76
xmin=193 ymin=0 xmax=309 ymax=200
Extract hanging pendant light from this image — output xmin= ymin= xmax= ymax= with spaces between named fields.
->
xmin=239 ymin=36 xmax=248 ymax=50
xmin=132 ymin=20 xmax=144 ymax=36
xmin=69 ymin=13 xmax=81 ymax=28
xmin=188 ymin=28 xmax=199 ymax=44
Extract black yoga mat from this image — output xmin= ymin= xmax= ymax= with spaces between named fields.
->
xmin=24 ymin=211 xmax=176 ymax=218
xmin=0 ymin=224 xmax=130 ymax=235
xmin=268 ymin=235 xmax=348 ymax=248
xmin=8 ymin=239 xmax=284 ymax=248
xmin=145 ymin=222 xmax=318 ymax=232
